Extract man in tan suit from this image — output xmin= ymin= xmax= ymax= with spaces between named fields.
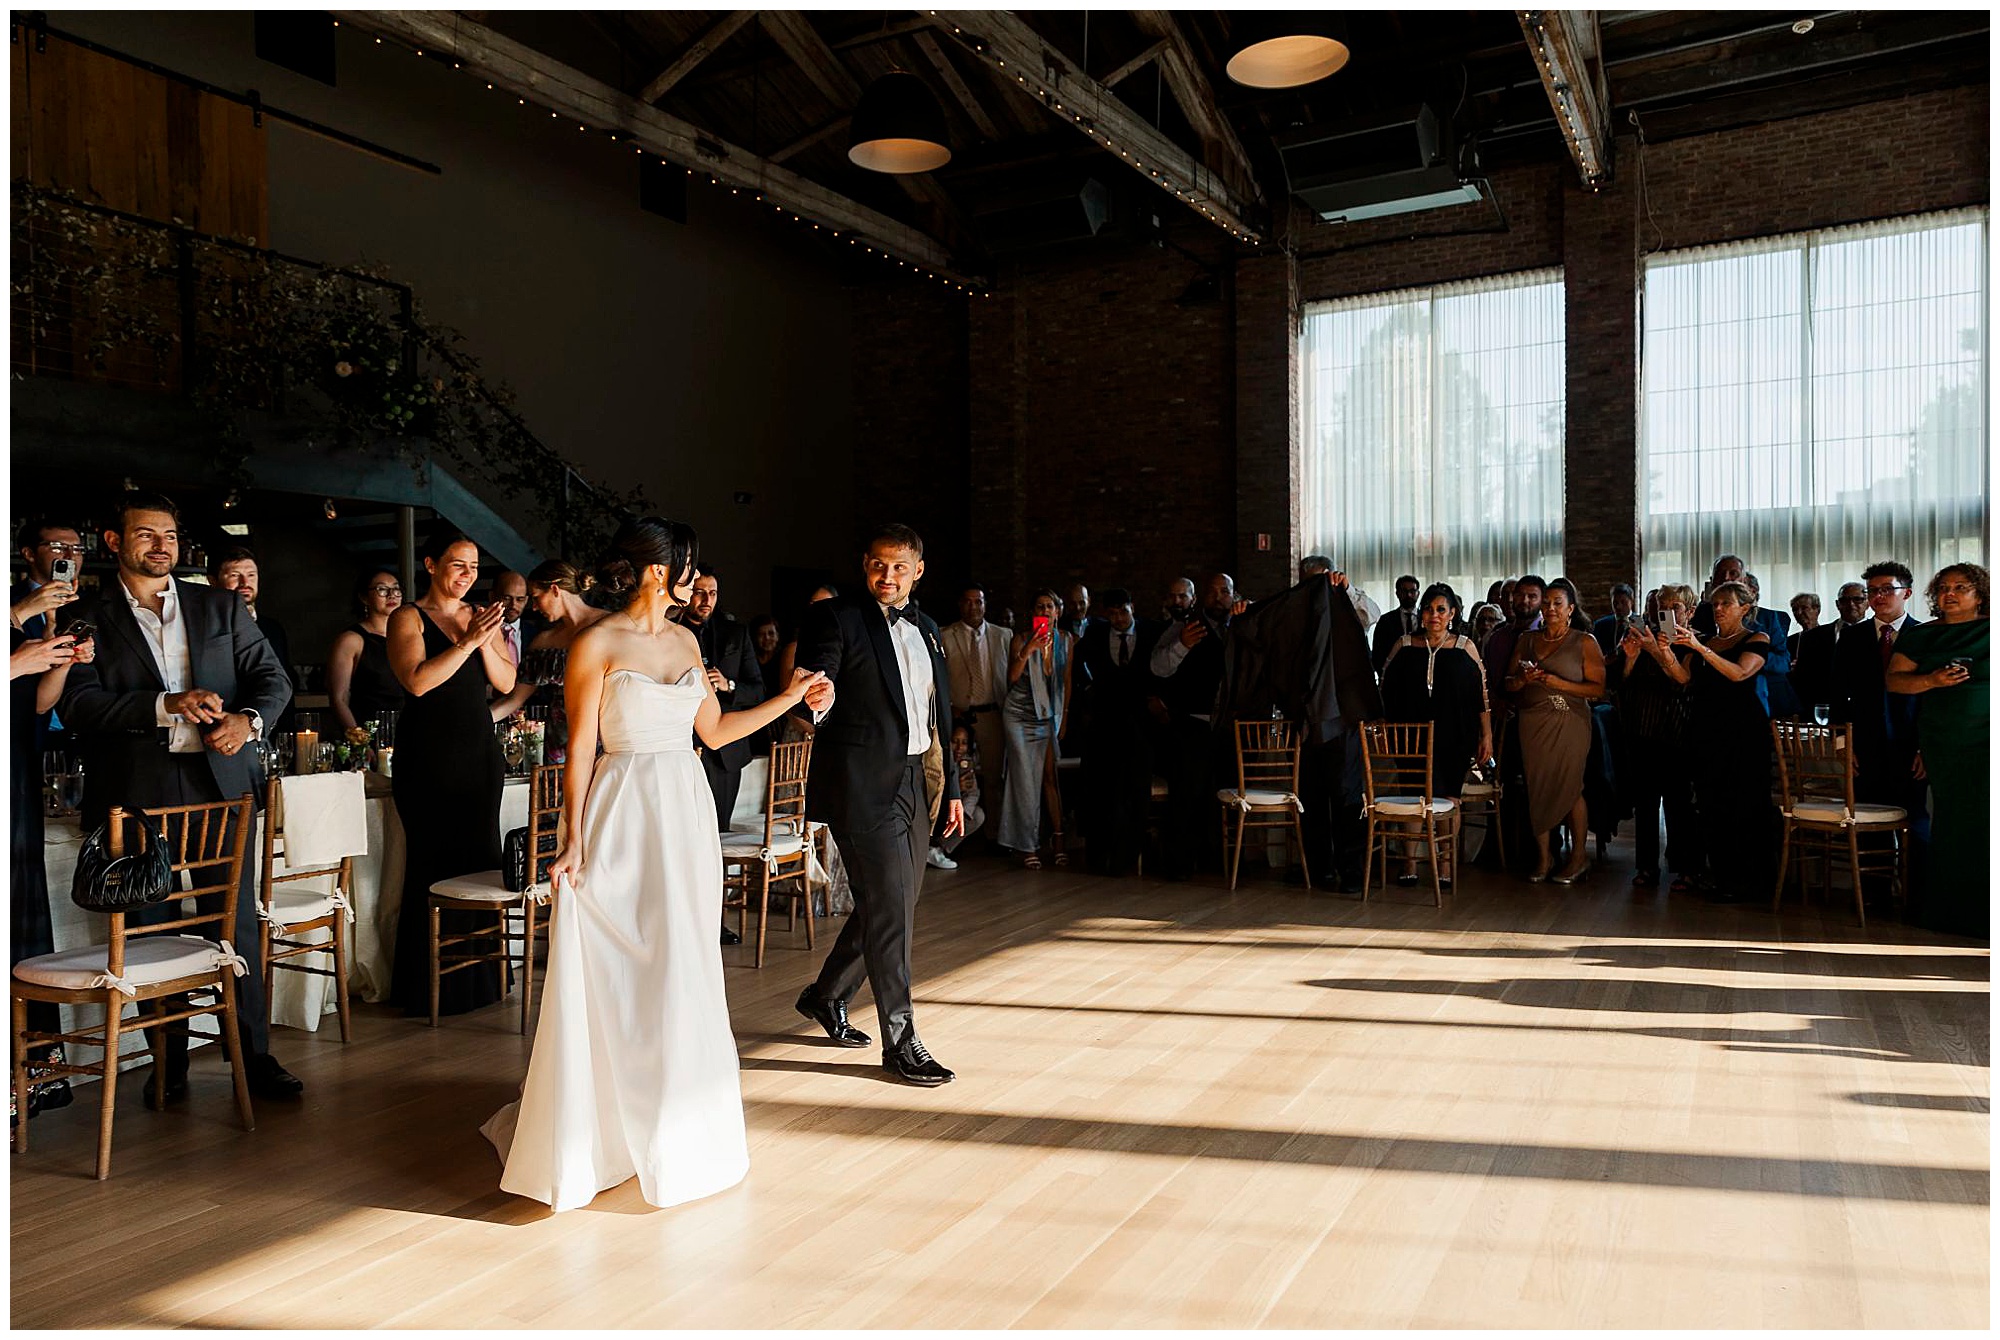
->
xmin=938 ymin=582 xmax=1011 ymax=844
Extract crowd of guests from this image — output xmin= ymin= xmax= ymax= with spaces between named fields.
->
xmin=912 ymin=552 xmax=1988 ymax=939
xmin=8 ymin=496 xmax=1993 ymax=1126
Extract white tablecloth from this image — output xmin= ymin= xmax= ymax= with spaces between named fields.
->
xmin=40 ymin=774 xmax=532 ymax=1050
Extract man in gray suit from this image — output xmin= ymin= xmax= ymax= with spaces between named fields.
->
xmin=60 ymin=492 xmax=300 ymax=1101
xmin=938 ymin=582 xmax=1012 ymax=846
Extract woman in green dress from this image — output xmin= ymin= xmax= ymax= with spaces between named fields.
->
xmin=1885 ymin=562 xmax=1989 ymax=938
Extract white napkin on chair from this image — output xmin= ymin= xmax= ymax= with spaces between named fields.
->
xmin=275 ymin=772 xmax=369 ymax=867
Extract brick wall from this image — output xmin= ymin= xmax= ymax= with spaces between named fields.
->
xmin=1561 ymin=151 xmax=1642 ymax=608
xmin=848 ymin=280 xmax=971 ymax=602
xmin=960 ymin=232 xmax=1238 ymax=620
xmin=859 ymin=83 xmax=1989 ymax=618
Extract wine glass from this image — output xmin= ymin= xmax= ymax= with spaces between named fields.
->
xmin=1812 ymin=703 xmax=1831 ymax=727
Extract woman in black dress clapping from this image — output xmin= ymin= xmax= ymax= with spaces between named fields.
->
xmin=386 ymin=533 xmax=516 ymax=1016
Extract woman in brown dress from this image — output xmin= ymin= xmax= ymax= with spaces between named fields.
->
xmin=1504 ymin=581 xmax=1605 ymax=884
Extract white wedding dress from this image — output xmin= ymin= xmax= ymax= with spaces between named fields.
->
xmin=481 ymin=667 xmax=749 ymax=1212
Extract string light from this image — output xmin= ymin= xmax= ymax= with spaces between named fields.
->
xmin=353 ymin=24 xmax=989 ymax=292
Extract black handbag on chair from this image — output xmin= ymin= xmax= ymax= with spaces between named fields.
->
xmin=70 ymin=810 xmax=175 ymax=913
xmin=501 ymin=826 xmax=531 ymax=893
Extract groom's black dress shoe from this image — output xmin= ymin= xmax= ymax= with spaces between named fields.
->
xmin=884 ymin=1036 xmax=954 ymax=1087
xmin=796 ymin=987 xmax=870 ymax=1048
xmin=720 ymin=923 xmax=742 ymax=946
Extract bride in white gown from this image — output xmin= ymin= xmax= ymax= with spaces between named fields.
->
xmin=482 ymin=518 xmax=831 ymax=1212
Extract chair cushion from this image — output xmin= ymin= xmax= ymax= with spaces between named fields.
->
xmin=1216 ymin=788 xmax=1301 ymax=809
xmin=720 ymin=831 xmax=808 ymax=859
xmin=14 ymin=935 xmax=246 ymax=996
xmin=1149 ymin=777 xmax=1169 ymax=801
xmin=264 ymin=888 xmax=341 ymax=927
xmin=730 ymin=815 xmax=809 ymax=838
xmin=429 ymin=870 xmax=521 ymax=903
xmin=1793 ymin=801 xmax=1908 ymax=825
xmin=1459 ymin=780 xmax=1500 ymax=798
xmin=1371 ymin=796 xmax=1458 ymax=817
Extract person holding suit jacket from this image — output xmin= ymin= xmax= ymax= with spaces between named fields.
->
xmin=792 ymin=524 xmax=961 ymax=1087
xmin=58 ymin=492 xmax=301 ymax=1101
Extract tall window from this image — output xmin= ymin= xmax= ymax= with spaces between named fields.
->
xmin=1300 ymin=270 xmax=1566 ymax=605
xmin=1641 ymin=208 xmax=1988 ymax=604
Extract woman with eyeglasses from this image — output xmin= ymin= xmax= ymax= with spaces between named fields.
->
xmin=1885 ymin=563 xmax=1989 ymax=937
xmin=326 ymin=568 xmax=407 ymax=733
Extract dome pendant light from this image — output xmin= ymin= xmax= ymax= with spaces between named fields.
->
xmin=1225 ymin=14 xmax=1351 ymax=89
xmin=848 ymin=70 xmax=952 ymax=174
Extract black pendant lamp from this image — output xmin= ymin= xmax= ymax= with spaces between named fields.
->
xmin=848 ymin=70 xmax=952 ymax=174
xmin=1224 ymin=13 xmax=1351 ymax=89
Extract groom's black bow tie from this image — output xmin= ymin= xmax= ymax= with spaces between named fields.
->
xmin=882 ymin=602 xmax=912 ymax=626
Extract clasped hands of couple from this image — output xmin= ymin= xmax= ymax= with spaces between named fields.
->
xmin=544 ymin=665 xmax=838 ymax=892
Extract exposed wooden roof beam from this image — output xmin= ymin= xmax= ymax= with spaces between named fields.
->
xmin=1100 ymin=38 xmax=1169 ymax=89
xmin=637 ymin=10 xmax=754 ymax=105
xmin=754 ymin=10 xmax=980 ymax=259
xmin=831 ymin=17 xmax=936 ymax=53
xmin=756 ymin=10 xmax=858 ymax=107
xmin=1518 ymin=10 xmax=1613 ymax=187
xmin=929 ymin=11 xmax=1264 ymax=242
xmin=911 ymin=29 xmax=1001 ymax=141
xmin=329 ymin=10 xmax=978 ymax=285
xmin=770 ymin=114 xmax=850 ymax=165
xmin=1610 ymin=9 xmax=1988 ymax=104
xmin=1128 ymin=11 xmax=1264 ymax=206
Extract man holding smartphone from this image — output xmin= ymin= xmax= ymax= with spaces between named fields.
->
xmin=11 ymin=518 xmax=85 ymax=641
xmin=12 ymin=518 xmax=86 ymax=744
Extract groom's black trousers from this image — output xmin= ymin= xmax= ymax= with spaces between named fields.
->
xmin=815 ymin=756 xmax=927 ymax=1053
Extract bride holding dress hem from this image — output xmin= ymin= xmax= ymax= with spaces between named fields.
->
xmin=482 ymin=516 xmax=831 ymax=1213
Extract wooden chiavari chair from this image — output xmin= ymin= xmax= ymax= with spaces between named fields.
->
xmin=1215 ymin=719 xmax=1309 ymax=891
xmin=425 ymin=763 xmax=561 ymax=1033
xmin=11 ymin=796 xmax=257 ymax=1179
xmin=1771 ymin=721 xmax=1910 ymax=926
xmin=259 ymin=776 xmax=356 ymax=1043
xmin=722 ymin=738 xmax=816 ymax=967
xmin=1360 ymin=721 xmax=1457 ymax=907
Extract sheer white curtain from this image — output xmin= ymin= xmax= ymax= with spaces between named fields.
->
xmin=1300 ymin=270 xmax=1566 ymax=606
xmin=1641 ymin=208 xmax=1988 ymax=605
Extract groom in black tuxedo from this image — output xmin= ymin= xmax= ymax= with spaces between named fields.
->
xmin=792 ymin=523 xmax=961 ymax=1085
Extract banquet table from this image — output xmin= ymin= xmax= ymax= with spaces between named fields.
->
xmin=41 ymin=773 xmax=532 ymax=1061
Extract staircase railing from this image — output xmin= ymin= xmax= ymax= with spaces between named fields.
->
xmin=11 ymin=182 xmax=643 ymax=560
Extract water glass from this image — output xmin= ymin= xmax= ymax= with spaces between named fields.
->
xmin=1812 ymin=703 xmax=1831 ymax=727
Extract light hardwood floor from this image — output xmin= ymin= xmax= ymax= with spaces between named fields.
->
xmin=10 ymin=841 xmax=1990 ymax=1329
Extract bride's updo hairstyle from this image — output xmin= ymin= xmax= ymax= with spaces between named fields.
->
xmin=598 ymin=516 xmax=700 ymax=609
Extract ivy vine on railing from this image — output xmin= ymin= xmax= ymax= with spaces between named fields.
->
xmin=13 ymin=183 xmax=648 ymax=559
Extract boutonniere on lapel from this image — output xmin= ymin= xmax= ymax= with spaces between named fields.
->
xmin=925 ymin=628 xmax=945 ymax=661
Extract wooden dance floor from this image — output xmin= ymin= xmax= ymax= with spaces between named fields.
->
xmin=10 ymin=845 xmax=1990 ymax=1329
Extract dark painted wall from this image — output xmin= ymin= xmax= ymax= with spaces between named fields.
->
xmin=42 ymin=8 xmax=861 ymax=621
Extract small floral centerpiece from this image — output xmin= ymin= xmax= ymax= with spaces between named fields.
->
xmin=334 ymin=724 xmax=373 ymax=772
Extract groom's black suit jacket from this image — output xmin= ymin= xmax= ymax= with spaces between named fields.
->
xmin=795 ymin=594 xmax=959 ymax=833
xmin=59 ymin=577 xmax=293 ymax=826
